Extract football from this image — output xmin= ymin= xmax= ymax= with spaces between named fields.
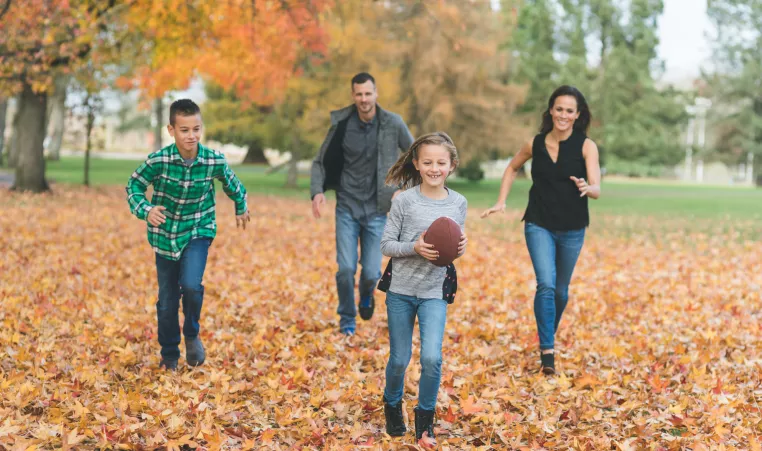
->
xmin=424 ymin=217 xmax=462 ymax=267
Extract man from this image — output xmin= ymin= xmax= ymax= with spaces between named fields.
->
xmin=126 ymin=99 xmax=250 ymax=370
xmin=311 ymin=72 xmax=415 ymax=336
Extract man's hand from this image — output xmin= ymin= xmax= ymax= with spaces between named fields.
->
xmin=312 ymin=193 xmax=326 ymax=219
xmin=147 ymin=206 xmax=167 ymax=227
xmin=414 ymin=232 xmax=439 ymax=261
xmin=236 ymin=210 xmax=251 ymax=229
xmin=457 ymin=233 xmax=468 ymax=257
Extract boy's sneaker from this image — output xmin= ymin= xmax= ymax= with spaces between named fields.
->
xmin=186 ymin=337 xmax=206 ymax=367
xmin=359 ymin=295 xmax=375 ymax=320
xmin=159 ymin=359 xmax=178 ymax=371
xmin=341 ymin=326 xmax=355 ymax=336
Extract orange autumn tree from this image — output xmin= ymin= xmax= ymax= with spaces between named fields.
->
xmin=119 ymin=0 xmax=330 ymax=148
xmin=0 ymin=0 xmax=125 ymax=192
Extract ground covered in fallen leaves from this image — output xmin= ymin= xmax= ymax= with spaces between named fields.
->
xmin=1 ymin=187 xmax=762 ymax=450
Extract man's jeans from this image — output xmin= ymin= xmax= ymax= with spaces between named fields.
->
xmin=383 ymin=291 xmax=447 ymax=411
xmin=155 ymin=238 xmax=211 ymax=361
xmin=335 ymin=207 xmax=386 ymax=330
xmin=524 ymin=222 xmax=585 ymax=351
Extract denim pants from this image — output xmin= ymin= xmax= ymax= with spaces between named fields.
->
xmin=383 ymin=291 xmax=447 ymax=411
xmin=335 ymin=207 xmax=386 ymax=330
xmin=155 ymin=238 xmax=211 ymax=361
xmin=524 ymin=222 xmax=585 ymax=351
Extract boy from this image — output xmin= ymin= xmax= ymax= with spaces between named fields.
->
xmin=126 ymin=99 xmax=250 ymax=370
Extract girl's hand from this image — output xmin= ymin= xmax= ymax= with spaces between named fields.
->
xmin=457 ymin=233 xmax=467 ymax=257
xmin=414 ymin=232 xmax=439 ymax=261
xmin=480 ymin=203 xmax=505 ymax=218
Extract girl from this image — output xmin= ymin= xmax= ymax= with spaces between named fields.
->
xmin=379 ymin=132 xmax=468 ymax=443
xmin=482 ymin=85 xmax=601 ymax=375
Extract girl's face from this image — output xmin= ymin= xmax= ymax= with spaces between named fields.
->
xmin=413 ymin=144 xmax=454 ymax=189
xmin=550 ymin=95 xmax=580 ymax=133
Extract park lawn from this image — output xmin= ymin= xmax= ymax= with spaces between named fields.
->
xmin=39 ymin=156 xmax=762 ymax=222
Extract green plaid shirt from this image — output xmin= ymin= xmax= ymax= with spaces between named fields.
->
xmin=126 ymin=143 xmax=248 ymax=260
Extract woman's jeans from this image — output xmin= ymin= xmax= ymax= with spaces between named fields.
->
xmin=524 ymin=222 xmax=585 ymax=351
xmin=383 ymin=291 xmax=447 ymax=411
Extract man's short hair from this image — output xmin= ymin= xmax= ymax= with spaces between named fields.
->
xmin=351 ymin=72 xmax=375 ymax=89
xmin=169 ymin=99 xmax=201 ymax=126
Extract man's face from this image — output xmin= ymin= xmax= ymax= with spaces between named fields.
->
xmin=168 ymin=113 xmax=202 ymax=153
xmin=352 ymin=81 xmax=378 ymax=115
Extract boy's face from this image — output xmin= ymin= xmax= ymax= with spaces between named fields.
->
xmin=168 ymin=113 xmax=202 ymax=154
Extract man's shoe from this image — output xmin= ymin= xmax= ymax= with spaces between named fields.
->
xmin=384 ymin=397 xmax=407 ymax=436
xmin=159 ymin=359 xmax=178 ymax=371
xmin=186 ymin=337 xmax=206 ymax=367
xmin=359 ymin=295 xmax=375 ymax=321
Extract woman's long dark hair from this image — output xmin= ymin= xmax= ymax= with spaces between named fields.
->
xmin=539 ymin=85 xmax=592 ymax=135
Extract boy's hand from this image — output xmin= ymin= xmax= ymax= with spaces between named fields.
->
xmin=414 ymin=232 xmax=439 ymax=261
xmin=457 ymin=233 xmax=468 ymax=257
xmin=147 ymin=206 xmax=167 ymax=226
xmin=236 ymin=211 xmax=251 ymax=229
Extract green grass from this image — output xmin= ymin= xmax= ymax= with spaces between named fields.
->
xmin=30 ymin=156 xmax=762 ymax=220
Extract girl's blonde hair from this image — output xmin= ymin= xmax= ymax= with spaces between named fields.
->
xmin=385 ymin=132 xmax=460 ymax=190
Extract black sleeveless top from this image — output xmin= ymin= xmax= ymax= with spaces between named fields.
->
xmin=522 ymin=129 xmax=589 ymax=231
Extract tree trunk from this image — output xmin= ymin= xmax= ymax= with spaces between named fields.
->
xmin=243 ymin=141 xmax=267 ymax=164
xmin=84 ymin=94 xmax=94 ymax=187
xmin=153 ymin=97 xmax=163 ymax=150
xmin=12 ymin=83 xmax=49 ymax=193
xmin=46 ymin=74 xmax=70 ymax=161
xmin=0 ymin=97 xmax=7 ymax=166
xmin=285 ymin=135 xmax=300 ymax=189
xmin=7 ymin=94 xmax=21 ymax=168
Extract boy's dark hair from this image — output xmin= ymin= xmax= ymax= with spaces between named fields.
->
xmin=351 ymin=72 xmax=375 ymax=89
xmin=169 ymin=99 xmax=201 ymax=126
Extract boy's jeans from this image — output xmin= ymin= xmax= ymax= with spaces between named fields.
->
xmin=524 ymin=222 xmax=585 ymax=350
xmin=335 ymin=207 xmax=386 ymax=330
xmin=383 ymin=291 xmax=447 ymax=411
xmin=155 ymin=238 xmax=211 ymax=361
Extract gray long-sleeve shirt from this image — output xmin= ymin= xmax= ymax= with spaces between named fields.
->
xmin=380 ymin=185 xmax=467 ymax=299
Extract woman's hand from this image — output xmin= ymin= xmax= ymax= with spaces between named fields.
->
xmin=480 ymin=203 xmax=505 ymax=218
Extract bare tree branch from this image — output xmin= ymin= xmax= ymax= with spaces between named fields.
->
xmin=0 ymin=0 xmax=10 ymax=21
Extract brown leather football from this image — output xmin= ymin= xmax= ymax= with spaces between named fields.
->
xmin=424 ymin=217 xmax=461 ymax=267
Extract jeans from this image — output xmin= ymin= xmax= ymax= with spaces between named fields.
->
xmin=335 ymin=207 xmax=386 ymax=330
xmin=383 ymin=291 xmax=447 ymax=411
xmin=524 ymin=222 xmax=585 ymax=351
xmin=155 ymin=238 xmax=211 ymax=361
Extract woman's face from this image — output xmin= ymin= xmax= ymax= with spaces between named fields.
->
xmin=550 ymin=95 xmax=581 ymax=133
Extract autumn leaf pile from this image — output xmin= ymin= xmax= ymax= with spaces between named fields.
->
xmin=1 ymin=187 xmax=761 ymax=450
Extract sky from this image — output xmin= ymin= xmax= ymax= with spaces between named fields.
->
xmin=657 ymin=0 xmax=713 ymax=85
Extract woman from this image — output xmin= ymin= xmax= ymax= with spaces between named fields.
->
xmin=482 ymin=85 xmax=601 ymax=375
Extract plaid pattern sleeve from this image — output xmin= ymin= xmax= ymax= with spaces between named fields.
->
xmin=125 ymin=143 xmax=247 ymax=261
xmin=126 ymin=159 xmax=157 ymax=220
xmin=215 ymin=156 xmax=248 ymax=215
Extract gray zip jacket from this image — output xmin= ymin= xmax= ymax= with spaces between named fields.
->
xmin=310 ymin=104 xmax=414 ymax=214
